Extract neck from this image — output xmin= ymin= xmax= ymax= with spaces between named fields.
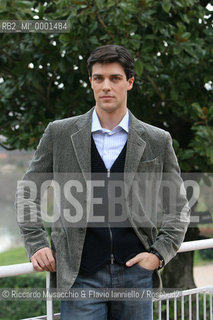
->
xmin=95 ymin=107 xmax=127 ymax=130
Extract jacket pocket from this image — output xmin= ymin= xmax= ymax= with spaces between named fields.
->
xmin=138 ymin=156 xmax=161 ymax=172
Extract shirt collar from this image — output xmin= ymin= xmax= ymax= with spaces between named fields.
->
xmin=91 ymin=108 xmax=129 ymax=133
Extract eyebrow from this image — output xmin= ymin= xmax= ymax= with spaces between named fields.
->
xmin=92 ymin=73 xmax=124 ymax=78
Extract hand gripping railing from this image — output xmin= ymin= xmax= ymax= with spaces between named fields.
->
xmin=0 ymin=263 xmax=53 ymax=320
xmin=0 ymin=239 xmax=213 ymax=320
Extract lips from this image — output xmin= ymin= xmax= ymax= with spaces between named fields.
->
xmin=100 ymin=96 xmax=114 ymax=99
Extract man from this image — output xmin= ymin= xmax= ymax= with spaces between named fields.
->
xmin=16 ymin=45 xmax=190 ymax=319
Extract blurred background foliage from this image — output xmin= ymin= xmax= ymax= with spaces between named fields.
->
xmin=0 ymin=0 xmax=212 ymax=173
xmin=0 ymin=1 xmax=213 ymax=311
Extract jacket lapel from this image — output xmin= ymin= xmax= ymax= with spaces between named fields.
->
xmin=124 ymin=111 xmax=146 ymax=196
xmin=70 ymin=108 xmax=93 ymax=182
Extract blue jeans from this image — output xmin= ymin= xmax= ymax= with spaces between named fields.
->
xmin=60 ymin=262 xmax=153 ymax=320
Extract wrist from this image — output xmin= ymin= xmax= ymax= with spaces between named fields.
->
xmin=150 ymin=250 xmax=164 ymax=270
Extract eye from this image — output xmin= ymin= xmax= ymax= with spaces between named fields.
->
xmin=112 ymin=76 xmax=121 ymax=81
xmin=93 ymin=76 xmax=102 ymax=81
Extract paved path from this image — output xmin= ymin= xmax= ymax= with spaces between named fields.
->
xmin=193 ymin=264 xmax=213 ymax=287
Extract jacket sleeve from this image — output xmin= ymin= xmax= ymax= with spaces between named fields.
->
xmin=15 ymin=122 xmax=53 ymax=260
xmin=150 ymin=132 xmax=190 ymax=265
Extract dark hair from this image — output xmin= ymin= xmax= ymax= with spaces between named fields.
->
xmin=87 ymin=44 xmax=135 ymax=80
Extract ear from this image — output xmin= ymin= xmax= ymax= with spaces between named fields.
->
xmin=127 ymin=77 xmax=134 ymax=91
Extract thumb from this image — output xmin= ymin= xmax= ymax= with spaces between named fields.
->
xmin=126 ymin=254 xmax=143 ymax=267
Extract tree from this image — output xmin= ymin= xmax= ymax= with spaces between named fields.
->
xmin=0 ymin=0 xmax=212 ymax=289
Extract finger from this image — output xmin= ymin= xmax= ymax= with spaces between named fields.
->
xmin=37 ymin=251 xmax=54 ymax=272
xmin=33 ymin=250 xmax=51 ymax=272
xmin=46 ymin=250 xmax=56 ymax=272
xmin=31 ymin=257 xmax=45 ymax=272
xmin=41 ymin=249 xmax=56 ymax=272
xmin=37 ymin=256 xmax=50 ymax=272
xmin=31 ymin=248 xmax=50 ymax=271
xmin=126 ymin=254 xmax=143 ymax=267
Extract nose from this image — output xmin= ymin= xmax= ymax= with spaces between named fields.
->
xmin=102 ymin=79 xmax=111 ymax=91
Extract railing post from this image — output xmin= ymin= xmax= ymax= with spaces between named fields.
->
xmin=46 ymin=272 xmax=53 ymax=320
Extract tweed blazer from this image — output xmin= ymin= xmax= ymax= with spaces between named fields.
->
xmin=16 ymin=107 xmax=190 ymax=290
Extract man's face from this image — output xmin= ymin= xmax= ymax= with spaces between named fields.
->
xmin=89 ymin=62 xmax=134 ymax=114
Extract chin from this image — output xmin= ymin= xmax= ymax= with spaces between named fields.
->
xmin=98 ymin=103 xmax=117 ymax=112
xmin=103 ymin=106 xmax=118 ymax=113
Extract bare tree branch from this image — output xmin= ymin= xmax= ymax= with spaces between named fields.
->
xmin=144 ymin=71 xmax=165 ymax=101
xmin=0 ymin=141 xmax=16 ymax=151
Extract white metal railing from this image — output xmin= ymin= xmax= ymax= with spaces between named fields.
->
xmin=0 ymin=262 xmax=35 ymax=277
xmin=0 ymin=239 xmax=213 ymax=320
xmin=152 ymin=286 xmax=213 ymax=320
xmin=177 ymin=239 xmax=213 ymax=253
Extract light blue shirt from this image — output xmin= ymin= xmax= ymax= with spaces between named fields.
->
xmin=91 ymin=108 xmax=129 ymax=170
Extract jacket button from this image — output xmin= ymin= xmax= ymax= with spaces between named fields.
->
xmin=79 ymin=228 xmax=84 ymax=233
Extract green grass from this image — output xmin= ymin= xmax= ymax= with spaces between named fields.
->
xmin=0 ymin=246 xmax=29 ymax=266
